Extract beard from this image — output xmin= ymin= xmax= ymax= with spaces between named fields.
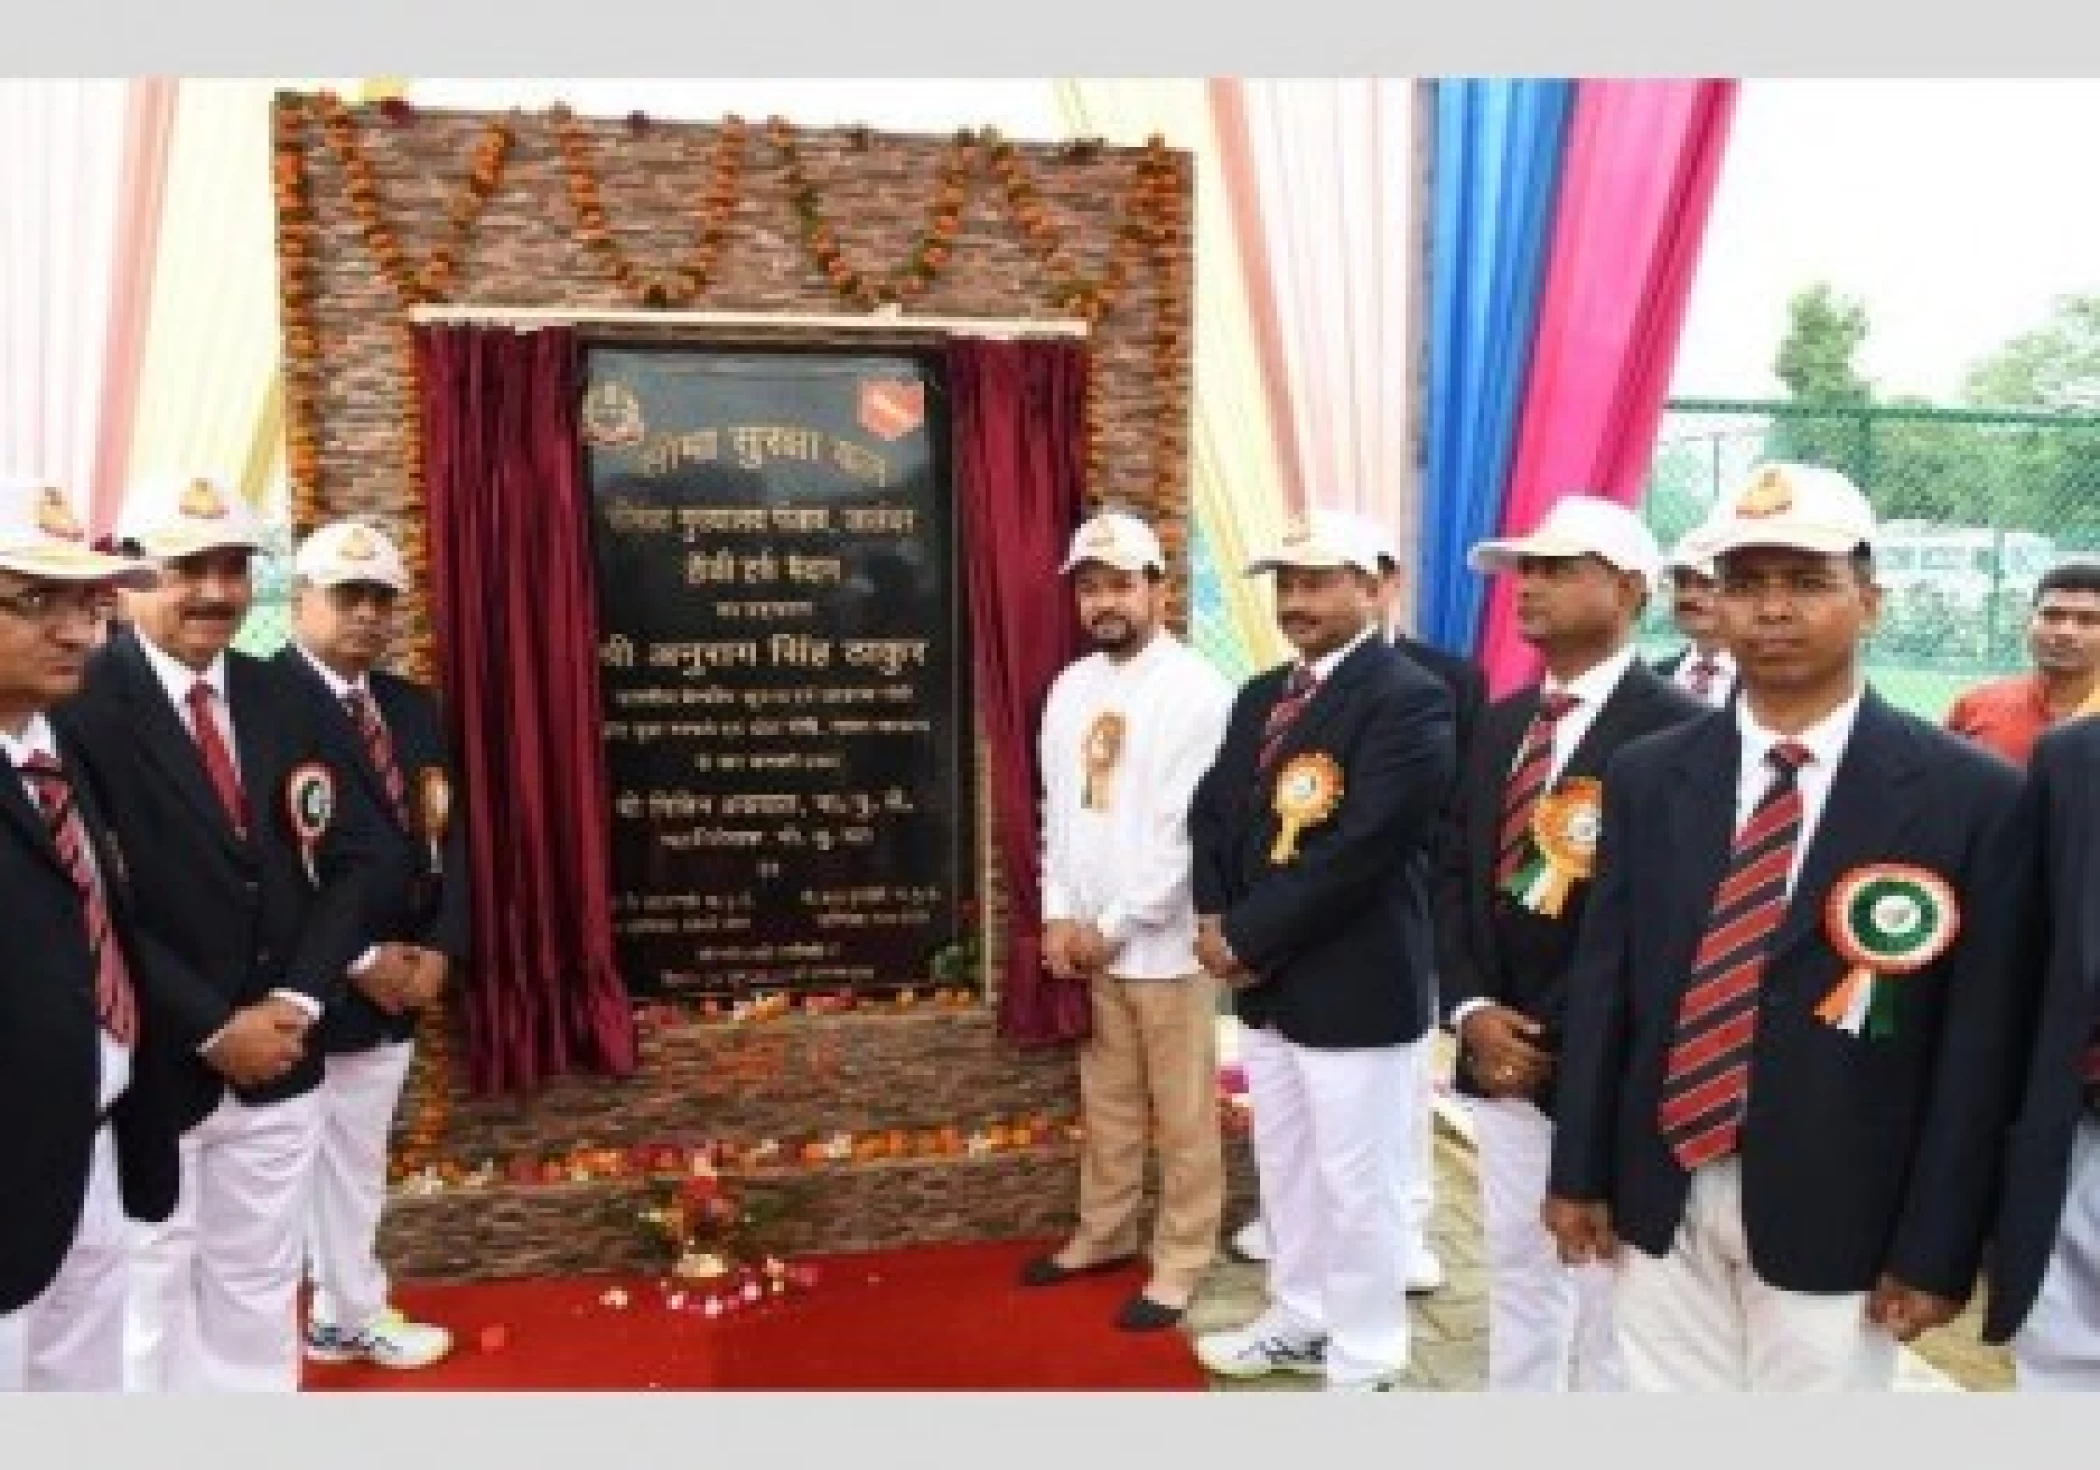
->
xmin=1088 ymin=614 xmax=1141 ymax=654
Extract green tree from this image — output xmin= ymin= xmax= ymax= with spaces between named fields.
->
xmin=1963 ymin=295 xmax=2100 ymax=410
xmin=1961 ymin=295 xmax=2100 ymax=543
xmin=1768 ymin=283 xmax=1875 ymax=489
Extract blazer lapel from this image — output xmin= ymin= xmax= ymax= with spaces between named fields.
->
xmin=1266 ymin=636 xmax=1378 ymax=768
xmin=1767 ymin=691 xmax=1920 ymax=963
xmin=1557 ymin=666 xmax=1656 ymax=783
xmin=0 ymin=767 xmax=69 ymax=882
xmin=1664 ymin=715 xmax=1743 ymax=975
xmin=226 ymin=656 xmax=282 ymax=836
xmin=1471 ymin=692 xmax=1535 ymax=891
xmin=277 ymin=648 xmax=396 ymax=828
xmin=111 ymin=631 xmax=249 ymax=853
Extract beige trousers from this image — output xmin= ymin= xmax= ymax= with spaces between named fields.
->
xmin=1060 ymin=973 xmax=1224 ymax=1306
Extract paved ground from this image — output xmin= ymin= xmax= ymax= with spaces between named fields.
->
xmin=1186 ymin=1030 xmax=2015 ymax=1392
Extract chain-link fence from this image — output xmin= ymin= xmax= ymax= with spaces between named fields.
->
xmin=1637 ymin=398 xmax=2100 ymax=721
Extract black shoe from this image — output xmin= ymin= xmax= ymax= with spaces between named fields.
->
xmin=1017 ymin=1252 xmax=1138 ymax=1288
xmin=1115 ymin=1294 xmax=1185 ymax=1332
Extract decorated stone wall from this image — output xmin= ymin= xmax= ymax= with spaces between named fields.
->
xmin=268 ymin=90 xmax=1207 ymax=1269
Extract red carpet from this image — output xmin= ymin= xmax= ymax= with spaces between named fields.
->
xmin=302 ymin=1238 xmax=1206 ymax=1391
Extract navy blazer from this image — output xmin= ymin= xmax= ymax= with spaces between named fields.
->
xmin=1190 ymin=634 xmax=1455 ymax=1049
xmin=1435 ymin=663 xmax=1705 ymax=1109
xmin=1982 ymin=717 xmax=2100 ymax=1343
xmin=55 ymin=629 xmax=396 ymax=1128
xmin=1548 ymin=689 xmax=2032 ymax=1299
xmin=273 ymin=648 xmax=471 ymax=1053
xmin=0 ymin=736 xmax=179 ymax=1311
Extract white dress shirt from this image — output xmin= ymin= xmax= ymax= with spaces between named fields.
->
xmin=2 ymin=714 xmax=131 ymax=1113
xmin=1038 ymin=630 xmax=1232 ymax=978
xmin=1672 ymin=645 xmax=1738 ymax=708
xmin=1732 ymin=685 xmax=1865 ymax=899
xmin=135 ymin=632 xmax=239 ymax=780
xmin=1522 ymin=643 xmax=1641 ymax=787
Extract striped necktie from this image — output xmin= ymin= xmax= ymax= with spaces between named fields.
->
xmin=344 ymin=687 xmax=409 ymax=825
xmin=1687 ymin=656 xmax=1720 ymax=701
xmin=1258 ymin=664 xmax=1318 ymax=771
xmin=1658 ymin=741 xmax=1812 ymax=1171
xmin=19 ymin=753 xmax=139 ymax=1046
xmin=185 ymin=679 xmax=249 ymax=835
xmin=1494 ymin=690 xmax=1579 ymax=887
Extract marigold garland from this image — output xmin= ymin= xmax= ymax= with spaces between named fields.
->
xmin=313 ymin=90 xmax=513 ymax=308
xmin=766 ymin=116 xmax=978 ymax=310
xmin=553 ymin=106 xmax=748 ymax=307
xmin=271 ymin=95 xmax=323 ymax=524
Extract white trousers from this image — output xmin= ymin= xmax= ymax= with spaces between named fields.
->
xmin=305 ymin=1041 xmax=415 ymax=1333
xmin=0 ymin=1127 xmax=130 ymax=1392
xmin=1404 ymin=1056 xmax=1437 ymax=1266
xmin=1242 ymin=1023 xmax=1422 ymax=1387
xmin=2014 ymin=1117 xmax=2100 ymax=1391
xmin=125 ymin=1089 xmax=323 ymax=1393
xmin=1613 ymin=1157 xmax=1899 ymax=1391
xmin=1468 ymin=1095 xmax=1625 ymax=1391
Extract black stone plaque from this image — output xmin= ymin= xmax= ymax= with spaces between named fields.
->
xmin=583 ymin=347 xmax=975 ymax=1000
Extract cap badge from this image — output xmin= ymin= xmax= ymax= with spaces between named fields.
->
xmin=1736 ymin=468 xmax=1793 ymax=519
xmin=180 ymin=477 xmax=229 ymax=520
xmin=34 ymin=486 xmax=84 ymax=542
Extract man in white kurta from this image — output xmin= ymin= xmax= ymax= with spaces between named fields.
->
xmin=1019 ymin=511 xmax=1233 ymax=1332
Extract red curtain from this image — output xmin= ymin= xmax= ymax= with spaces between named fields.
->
xmin=416 ymin=323 xmax=637 ymax=1094
xmin=948 ymin=338 xmax=1090 ymax=1046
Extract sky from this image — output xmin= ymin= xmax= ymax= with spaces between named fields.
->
xmin=1669 ymin=78 xmax=2100 ymax=404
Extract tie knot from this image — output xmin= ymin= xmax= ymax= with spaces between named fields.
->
xmin=19 ymin=750 xmax=63 ymax=778
xmin=186 ymin=679 xmax=215 ymax=712
xmin=344 ymin=688 xmax=372 ymax=717
xmin=1767 ymin=741 xmax=1812 ymax=776
xmin=1286 ymin=665 xmax=1317 ymax=698
xmin=1540 ymin=691 xmax=1579 ymax=722
xmin=1690 ymin=656 xmax=1719 ymax=676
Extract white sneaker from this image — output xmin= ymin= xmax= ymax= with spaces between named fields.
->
xmin=1327 ymin=1374 xmax=1400 ymax=1392
xmin=1229 ymin=1218 xmax=1273 ymax=1263
xmin=1194 ymin=1313 xmax=1327 ymax=1378
xmin=306 ymin=1308 xmax=452 ymax=1370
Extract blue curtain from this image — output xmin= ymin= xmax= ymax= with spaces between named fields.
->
xmin=1416 ymin=78 xmax=1575 ymax=654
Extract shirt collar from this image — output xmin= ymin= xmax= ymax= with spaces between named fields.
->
xmin=1734 ymin=683 xmax=1866 ymax=776
xmin=1305 ymin=625 xmax=1378 ymax=684
xmin=0 ymin=712 xmax=57 ymax=770
xmin=135 ymin=629 xmax=229 ymax=709
xmin=1544 ymin=643 xmax=1640 ymax=709
xmin=295 ymin=641 xmax=367 ymax=701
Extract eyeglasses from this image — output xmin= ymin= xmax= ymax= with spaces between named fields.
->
xmin=0 ymin=584 xmax=120 ymax=625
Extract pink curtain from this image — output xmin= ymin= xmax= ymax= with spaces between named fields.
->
xmin=91 ymin=79 xmax=179 ymax=530
xmin=1477 ymin=80 xmax=1738 ymax=694
xmin=0 ymin=78 xmax=177 ymax=528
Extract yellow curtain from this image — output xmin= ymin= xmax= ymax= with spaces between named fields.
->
xmin=1053 ymin=80 xmax=1290 ymax=676
xmin=127 ymin=77 xmax=361 ymax=522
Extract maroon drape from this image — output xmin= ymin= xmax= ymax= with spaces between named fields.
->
xmin=416 ymin=323 xmax=637 ymax=1094
xmin=948 ymin=338 xmax=1091 ymax=1046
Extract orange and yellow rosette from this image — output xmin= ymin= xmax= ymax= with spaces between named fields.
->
xmin=1269 ymin=751 xmax=1343 ymax=864
xmin=1815 ymin=863 xmax=1960 ymax=1039
xmin=1082 ymin=711 xmax=1124 ymax=812
xmin=1502 ymin=776 xmax=1602 ymax=918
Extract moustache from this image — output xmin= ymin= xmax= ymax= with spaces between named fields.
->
xmin=182 ymin=604 xmax=241 ymax=621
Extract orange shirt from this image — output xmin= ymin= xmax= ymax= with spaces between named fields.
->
xmin=1944 ymin=674 xmax=2064 ymax=768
